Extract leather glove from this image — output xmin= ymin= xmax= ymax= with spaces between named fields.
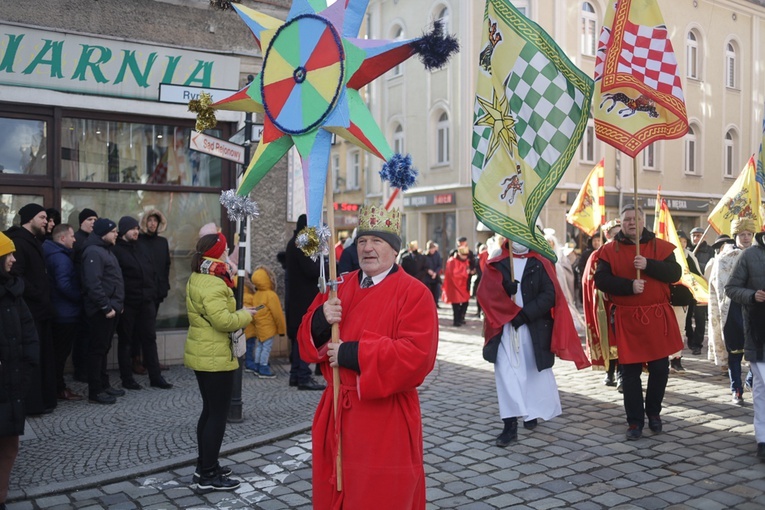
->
xmin=502 ymin=279 xmax=519 ymax=297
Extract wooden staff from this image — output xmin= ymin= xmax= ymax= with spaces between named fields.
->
xmin=632 ymin=156 xmax=641 ymax=279
xmin=324 ymin=170 xmax=343 ymax=492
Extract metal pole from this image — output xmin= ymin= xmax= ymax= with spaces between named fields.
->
xmin=228 ymin=75 xmax=254 ymax=423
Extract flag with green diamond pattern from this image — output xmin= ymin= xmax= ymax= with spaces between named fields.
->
xmin=472 ymin=0 xmax=593 ymax=261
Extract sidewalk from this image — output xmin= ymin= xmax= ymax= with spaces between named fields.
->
xmin=8 ymin=303 xmax=765 ymax=509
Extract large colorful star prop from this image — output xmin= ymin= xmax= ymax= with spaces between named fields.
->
xmin=209 ymin=0 xmax=457 ymax=229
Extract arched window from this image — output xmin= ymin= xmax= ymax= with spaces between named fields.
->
xmin=685 ymin=125 xmax=698 ymax=175
xmin=436 ymin=6 xmax=450 ymax=32
xmin=580 ymin=2 xmax=597 ymax=57
xmin=580 ymin=110 xmax=595 ymax=163
xmin=686 ymin=31 xmax=699 ymax=79
xmin=392 ymin=123 xmax=404 ymax=154
xmin=436 ymin=112 xmax=450 ymax=165
xmin=724 ymin=130 xmax=737 ymax=177
xmin=390 ymin=25 xmax=404 ymax=77
xmin=643 ymin=143 xmax=656 ymax=170
xmin=725 ymin=42 xmax=737 ymax=89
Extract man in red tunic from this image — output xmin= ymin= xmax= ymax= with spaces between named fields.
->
xmin=594 ymin=205 xmax=683 ymax=440
xmin=297 ymin=205 xmax=438 ymax=510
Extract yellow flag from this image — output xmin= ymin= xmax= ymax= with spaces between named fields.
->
xmin=594 ymin=0 xmax=688 ymax=157
xmin=656 ymin=199 xmax=709 ymax=304
xmin=708 ymin=155 xmax=763 ymax=235
xmin=566 ymin=158 xmax=605 ymax=236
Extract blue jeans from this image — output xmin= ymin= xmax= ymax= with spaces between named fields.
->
xmin=255 ymin=336 xmax=274 ymax=367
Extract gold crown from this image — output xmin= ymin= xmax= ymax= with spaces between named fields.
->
xmin=358 ymin=205 xmax=401 ymax=236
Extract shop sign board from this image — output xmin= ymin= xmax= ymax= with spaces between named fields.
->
xmin=158 ymin=83 xmax=237 ymax=105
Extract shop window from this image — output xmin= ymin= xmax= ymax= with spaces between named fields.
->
xmin=0 ymin=194 xmax=44 ymax=230
xmin=60 ymin=119 xmax=222 ymax=187
xmin=0 ymin=117 xmax=48 ymax=175
xmin=61 ymin=188 xmax=222 ymax=328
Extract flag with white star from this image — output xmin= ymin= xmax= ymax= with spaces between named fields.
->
xmin=472 ymin=0 xmax=593 ymax=260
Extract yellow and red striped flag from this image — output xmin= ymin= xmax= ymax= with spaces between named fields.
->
xmin=594 ymin=0 xmax=688 ymax=157
xmin=708 ymin=155 xmax=763 ymax=235
xmin=655 ymin=198 xmax=708 ymax=304
xmin=566 ymin=158 xmax=605 ymax=237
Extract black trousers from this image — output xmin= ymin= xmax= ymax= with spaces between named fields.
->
xmin=25 ymin=318 xmax=57 ymax=414
xmin=685 ymin=303 xmax=707 ymax=350
xmin=289 ymin=336 xmax=312 ymax=384
xmin=622 ymin=357 xmax=669 ymax=428
xmin=452 ymin=302 xmax=468 ymax=325
xmin=117 ymin=301 xmax=161 ymax=383
xmin=52 ymin=322 xmax=78 ymax=393
xmin=71 ymin=314 xmax=90 ymax=381
xmin=87 ymin=313 xmax=118 ymax=398
xmin=194 ymin=370 xmax=234 ymax=471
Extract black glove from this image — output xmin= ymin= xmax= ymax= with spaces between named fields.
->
xmin=502 ymin=279 xmax=519 ymax=297
xmin=510 ymin=311 xmax=528 ymax=330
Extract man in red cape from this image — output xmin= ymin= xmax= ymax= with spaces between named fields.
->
xmin=594 ymin=205 xmax=683 ymax=441
xmin=297 ymin=205 xmax=438 ymax=510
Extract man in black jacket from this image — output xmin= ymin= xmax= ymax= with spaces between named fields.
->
xmin=71 ymin=207 xmax=98 ymax=382
xmin=81 ymin=218 xmax=125 ymax=405
xmin=112 ymin=216 xmax=172 ymax=391
xmin=285 ymin=214 xmax=326 ymax=391
xmin=4 ymin=203 xmax=56 ymax=415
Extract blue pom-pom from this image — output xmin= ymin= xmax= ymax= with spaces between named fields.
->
xmin=380 ymin=153 xmax=418 ymax=191
xmin=411 ymin=20 xmax=460 ymax=71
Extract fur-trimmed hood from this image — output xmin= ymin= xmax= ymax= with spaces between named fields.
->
xmin=251 ymin=266 xmax=278 ymax=292
xmin=140 ymin=209 xmax=167 ymax=234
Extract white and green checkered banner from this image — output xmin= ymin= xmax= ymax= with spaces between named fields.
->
xmin=472 ymin=0 xmax=593 ymax=260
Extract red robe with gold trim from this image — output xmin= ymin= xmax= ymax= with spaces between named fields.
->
xmin=596 ymin=236 xmax=683 ymax=364
xmin=297 ymin=267 xmax=438 ymax=510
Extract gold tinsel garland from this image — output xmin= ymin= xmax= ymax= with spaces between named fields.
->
xmin=188 ymin=92 xmax=217 ymax=132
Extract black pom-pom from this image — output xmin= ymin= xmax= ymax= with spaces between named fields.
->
xmin=411 ymin=20 xmax=460 ymax=71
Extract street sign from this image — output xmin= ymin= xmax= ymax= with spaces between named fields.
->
xmin=189 ymin=131 xmax=246 ymax=164
xmin=229 ymin=123 xmax=264 ymax=145
xmin=158 ymin=83 xmax=237 ymax=105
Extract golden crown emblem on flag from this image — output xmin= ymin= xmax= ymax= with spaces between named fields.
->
xmin=358 ymin=205 xmax=401 ymax=236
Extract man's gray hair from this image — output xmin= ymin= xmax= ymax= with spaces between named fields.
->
xmin=620 ymin=203 xmax=644 ymax=216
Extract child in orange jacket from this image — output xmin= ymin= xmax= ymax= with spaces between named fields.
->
xmin=243 ymin=266 xmax=286 ymax=378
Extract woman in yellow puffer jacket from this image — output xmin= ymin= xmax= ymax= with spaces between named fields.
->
xmin=242 ymin=266 xmax=286 ymax=378
xmin=185 ymin=233 xmax=256 ymax=493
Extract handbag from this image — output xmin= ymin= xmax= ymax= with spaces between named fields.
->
xmin=482 ymin=335 xmax=501 ymax=363
xmin=229 ymin=329 xmax=246 ymax=358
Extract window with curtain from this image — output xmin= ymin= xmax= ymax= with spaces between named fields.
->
xmin=436 ymin=112 xmax=450 ymax=165
xmin=580 ymin=2 xmax=597 ymax=57
xmin=723 ymin=130 xmax=737 ymax=178
xmin=725 ymin=42 xmax=737 ymax=89
xmin=685 ymin=125 xmax=698 ymax=175
xmin=686 ymin=31 xmax=699 ymax=79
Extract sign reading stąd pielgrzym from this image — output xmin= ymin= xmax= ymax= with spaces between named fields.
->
xmin=0 ymin=23 xmax=240 ymax=101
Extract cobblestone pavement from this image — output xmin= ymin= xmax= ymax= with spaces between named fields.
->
xmin=8 ymin=305 xmax=765 ymax=509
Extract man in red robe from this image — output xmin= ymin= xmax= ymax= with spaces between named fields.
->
xmin=594 ymin=205 xmax=683 ymax=441
xmin=297 ymin=205 xmax=438 ymax=510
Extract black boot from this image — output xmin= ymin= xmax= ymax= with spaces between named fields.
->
xmin=196 ymin=465 xmax=240 ymax=493
xmin=495 ymin=417 xmax=518 ymax=447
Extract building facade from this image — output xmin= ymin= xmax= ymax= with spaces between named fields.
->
xmin=357 ymin=0 xmax=765 ymax=253
xmin=0 ymin=0 xmax=293 ymax=361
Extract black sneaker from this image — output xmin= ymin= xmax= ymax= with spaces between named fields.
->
xmin=193 ymin=465 xmax=232 ymax=483
xmin=625 ymin=425 xmax=642 ymax=440
xmin=196 ymin=473 xmax=240 ymax=493
xmin=648 ymin=415 xmax=662 ymax=433
xmin=89 ymin=392 xmax=116 ymax=405
xmin=603 ymin=374 xmax=616 ymax=387
xmin=757 ymin=443 xmax=765 ymax=462
xmin=122 ymin=380 xmax=142 ymax=390
xmin=670 ymin=358 xmax=686 ymax=374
